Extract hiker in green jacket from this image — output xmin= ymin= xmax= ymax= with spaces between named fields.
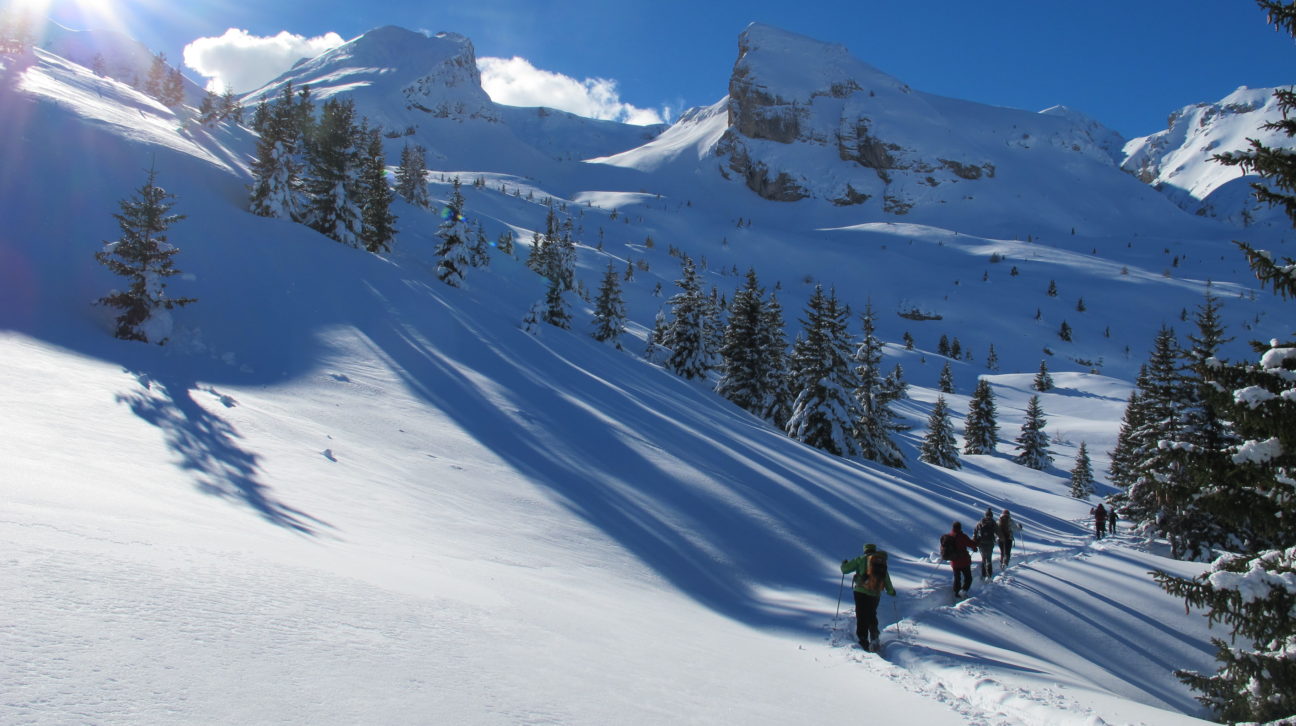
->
xmin=840 ymin=543 xmax=897 ymax=651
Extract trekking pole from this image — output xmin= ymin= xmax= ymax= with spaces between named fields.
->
xmin=834 ymin=572 xmax=846 ymax=621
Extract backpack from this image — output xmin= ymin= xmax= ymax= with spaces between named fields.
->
xmin=939 ymin=534 xmax=956 ymax=561
xmin=865 ymin=552 xmax=886 ymax=593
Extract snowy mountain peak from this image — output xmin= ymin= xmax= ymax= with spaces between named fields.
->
xmin=247 ymin=25 xmax=494 ymax=121
xmin=1121 ymin=84 xmax=1289 ymax=226
xmin=731 ymin=22 xmax=909 ymax=107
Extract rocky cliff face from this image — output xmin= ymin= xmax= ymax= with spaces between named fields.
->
xmin=713 ymin=23 xmax=1133 ymax=222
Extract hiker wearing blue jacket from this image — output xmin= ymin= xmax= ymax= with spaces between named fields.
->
xmin=841 ymin=543 xmax=896 ymax=651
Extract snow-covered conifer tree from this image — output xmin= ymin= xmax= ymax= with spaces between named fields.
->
xmin=1033 ymin=360 xmax=1054 ymax=391
xmin=717 ymin=269 xmax=768 ymax=413
xmin=358 ymin=126 xmax=397 ymax=254
xmin=852 ymin=301 xmax=904 ymax=467
xmin=1013 ymin=395 xmax=1053 ymax=470
xmin=1070 ymin=441 xmax=1094 ymax=498
xmin=304 ymin=98 xmax=364 ymax=246
xmin=786 ymin=286 xmax=862 ymax=457
xmin=757 ymin=292 xmax=792 ymax=428
xmin=249 ymin=83 xmax=306 ymax=221
xmin=664 ymin=256 xmax=711 ymax=380
xmin=95 ymin=167 xmax=195 ymax=344
xmin=939 ymin=361 xmax=954 ymax=393
xmin=919 ymin=395 xmax=960 ymax=469
xmin=435 ymin=178 xmax=473 ymax=286
xmin=394 ymin=143 xmax=430 ymax=208
xmin=963 ymin=378 xmax=999 ymax=455
xmin=591 ymin=263 xmax=626 ymax=347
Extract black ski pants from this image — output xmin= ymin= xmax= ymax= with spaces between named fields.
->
xmin=978 ymin=542 xmax=995 ymax=578
xmin=853 ymin=590 xmax=881 ymax=645
xmin=999 ymin=538 xmax=1013 ymax=567
xmin=952 ymin=563 xmax=972 ymax=595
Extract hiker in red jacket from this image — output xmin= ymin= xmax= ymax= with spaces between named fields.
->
xmin=1092 ymin=503 xmax=1108 ymax=540
xmin=941 ymin=521 xmax=977 ymax=597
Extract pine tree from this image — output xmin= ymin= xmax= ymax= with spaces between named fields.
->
xmin=435 ymin=178 xmax=473 ymax=286
xmin=717 ymin=268 xmax=769 ymax=413
xmin=757 ymin=292 xmax=793 ymax=428
xmin=1107 ymin=377 xmax=1150 ymax=491
xmin=663 ymin=256 xmax=711 ymax=380
xmin=145 ymin=53 xmax=167 ymax=99
xmin=591 ymin=263 xmax=626 ymax=347
xmin=938 ymin=361 xmax=954 ymax=393
xmin=986 ymin=343 xmax=999 ymax=370
xmin=1013 ymin=395 xmax=1053 ymax=470
xmin=358 ymin=126 xmax=397 ymax=253
xmin=541 ymin=275 xmax=571 ymax=329
xmin=394 ymin=143 xmax=430 ymax=208
xmin=919 ymin=395 xmax=960 ymax=469
xmin=304 ymin=97 xmax=363 ymax=246
xmin=1059 ymin=320 xmax=1073 ymax=341
xmin=786 ymin=286 xmax=862 ymax=457
xmin=249 ymin=83 xmax=307 ymax=221
xmin=219 ymin=87 xmax=243 ymax=122
xmin=95 ymin=167 xmax=195 ymax=344
xmin=1033 ymin=360 xmax=1054 ymax=391
xmin=1155 ymin=7 xmax=1296 ymax=714
xmin=963 ymin=378 xmax=999 ymax=455
xmin=852 ymin=301 xmax=905 ymax=467
xmin=1070 ymin=441 xmax=1094 ymax=498
xmin=162 ymin=67 xmax=185 ymax=107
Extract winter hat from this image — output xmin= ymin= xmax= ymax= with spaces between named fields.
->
xmin=952 ymin=521 xmax=963 ymax=533
xmin=863 ymin=543 xmax=877 ymax=554
xmin=985 ymin=507 xmax=994 ymax=518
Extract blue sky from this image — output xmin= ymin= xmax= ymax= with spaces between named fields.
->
xmin=38 ymin=0 xmax=1296 ymax=137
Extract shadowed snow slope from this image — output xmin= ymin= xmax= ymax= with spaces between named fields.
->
xmin=0 ymin=31 xmax=1278 ymax=725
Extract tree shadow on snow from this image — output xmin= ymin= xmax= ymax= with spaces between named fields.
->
xmin=116 ymin=369 xmax=331 ymax=537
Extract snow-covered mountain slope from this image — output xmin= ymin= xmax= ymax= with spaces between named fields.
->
xmin=598 ymin=23 xmax=1185 ymax=240
xmin=1123 ymin=85 xmax=1292 ymax=227
xmin=0 ymin=28 xmax=1285 ymax=725
xmin=243 ymin=26 xmax=663 ymax=174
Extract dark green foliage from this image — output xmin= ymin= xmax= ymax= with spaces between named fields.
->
xmin=435 ymin=178 xmax=472 ymax=286
xmin=853 ymin=301 xmax=905 ymax=467
xmin=938 ymin=361 xmax=954 ymax=393
xmin=95 ymin=167 xmax=195 ymax=344
xmin=1070 ymin=442 xmax=1094 ymax=498
xmin=358 ymin=126 xmax=397 ymax=253
xmin=1033 ymin=360 xmax=1053 ymax=391
xmin=664 ymin=256 xmax=712 ymax=380
xmin=304 ymin=98 xmax=363 ymax=246
xmin=963 ymin=378 xmax=999 ymax=455
xmin=919 ymin=395 xmax=960 ymax=469
xmin=1013 ymin=395 xmax=1052 ymax=470
xmin=591 ymin=263 xmax=626 ymax=347
xmin=786 ymin=286 xmax=861 ymax=457
xmin=394 ymin=143 xmax=430 ymax=208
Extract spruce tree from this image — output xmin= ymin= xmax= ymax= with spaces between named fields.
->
xmin=591 ymin=263 xmax=626 ymax=347
xmin=394 ymin=143 xmax=430 ymax=208
xmin=786 ymin=286 xmax=862 ymax=457
xmin=95 ymin=167 xmax=195 ymax=344
xmin=939 ymin=361 xmax=954 ymax=393
xmin=1155 ymin=7 xmax=1296 ymax=716
xmin=541 ymin=276 xmax=571 ymax=329
xmin=919 ymin=395 xmax=960 ymax=469
xmin=435 ymin=179 xmax=473 ymax=286
xmin=1070 ymin=441 xmax=1094 ymax=498
xmin=963 ymin=378 xmax=999 ymax=455
xmin=249 ymin=83 xmax=306 ymax=221
xmin=1013 ymin=395 xmax=1053 ymax=470
xmin=852 ymin=301 xmax=905 ymax=467
xmin=717 ymin=268 xmax=768 ymax=413
xmin=663 ymin=256 xmax=711 ymax=380
xmin=986 ymin=343 xmax=999 ymax=370
xmin=304 ymin=97 xmax=363 ymax=246
xmin=358 ymin=126 xmax=397 ymax=254
xmin=757 ymin=292 xmax=793 ymax=428
xmin=1033 ymin=360 xmax=1054 ymax=391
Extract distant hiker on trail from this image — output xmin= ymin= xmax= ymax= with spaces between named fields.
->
xmin=1091 ymin=503 xmax=1107 ymax=540
xmin=973 ymin=508 xmax=999 ymax=579
xmin=1107 ymin=505 xmax=1118 ymax=536
xmin=840 ymin=543 xmax=896 ymax=651
xmin=997 ymin=509 xmax=1021 ymax=568
xmin=940 ymin=522 xmax=977 ymax=598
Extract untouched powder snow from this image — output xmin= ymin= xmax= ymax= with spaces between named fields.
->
xmin=1 ymin=27 xmax=1287 ymax=725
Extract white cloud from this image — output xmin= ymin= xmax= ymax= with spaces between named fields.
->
xmin=477 ymin=56 xmax=666 ymax=126
xmin=182 ymin=28 xmax=345 ymax=94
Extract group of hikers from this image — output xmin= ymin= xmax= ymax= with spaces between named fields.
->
xmin=840 ymin=501 xmax=1119 ymax=651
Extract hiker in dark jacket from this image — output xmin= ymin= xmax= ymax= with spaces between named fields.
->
xmin=972 ymin=508 xmax=999 ymax=579
xmin=840 ymin=543 xmax=896 ymax=651
xmin=1107 ymin=505 xmax=1118 ymax=536
xmin=1092 ymin=503 xmax=1107 ymax=540
xmin=997 ymin=509 xmax=1021 ymax=568
xmin=942 ymin=522 xmax=977 ymax=597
